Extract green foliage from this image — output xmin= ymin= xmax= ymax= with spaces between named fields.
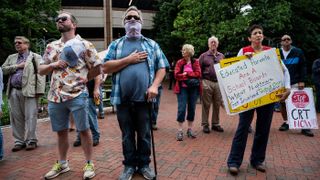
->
xmin=152 ymin=0 xmax=184 ymax=62
xmin=154 ymin=0 xmax=320 ymax=63
xmin=0 ymin=0 xmax=61 ymax=64
xmin=1 ymin=94 xmax=10 ymax=126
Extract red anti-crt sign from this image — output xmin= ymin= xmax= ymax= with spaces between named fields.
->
xmin=291 ymin=91 xmax=309 ymax=108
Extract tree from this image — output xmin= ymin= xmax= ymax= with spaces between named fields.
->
xmin=172 ymin=0 xmax=292 ymax=56
xmin=0 ymin=0 xmax=61 ymax=63
xmin=152 ymin=0 xmax=184 ymax=63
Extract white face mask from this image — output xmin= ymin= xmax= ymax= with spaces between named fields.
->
xmin=124 ymin=20 xmax=142 ymax=38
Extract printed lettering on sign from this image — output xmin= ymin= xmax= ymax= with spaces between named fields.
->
xmin=286 ymin=88 xmax=318 ymax=129
xmin=215 ymin=48 xmax=285 ymax=114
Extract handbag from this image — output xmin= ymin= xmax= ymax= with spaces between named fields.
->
xmin=185 ymin=78 xmax=200 ymax=87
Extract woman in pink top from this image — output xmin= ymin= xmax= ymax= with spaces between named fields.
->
xmin=174 ymin=44 xmax=201 ymax=141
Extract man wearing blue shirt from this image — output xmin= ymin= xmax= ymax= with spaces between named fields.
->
xmin=103 ymin=6 xmax=169 ymax=180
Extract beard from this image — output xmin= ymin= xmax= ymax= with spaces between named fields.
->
xmin=58 ymin=25 xmax=72 ymax=33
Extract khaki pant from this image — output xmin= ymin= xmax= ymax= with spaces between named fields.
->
xmin=9 ymin=88 xmax=38 ymax=145
xmin=201 ymin=79 xmax=222 ymax=127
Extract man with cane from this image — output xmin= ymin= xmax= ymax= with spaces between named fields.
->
xmin=102 ymin=6 xmax=168 ymax=180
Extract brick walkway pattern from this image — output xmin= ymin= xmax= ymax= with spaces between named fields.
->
xmin=0 ymin=83 xmax=320 ymax=180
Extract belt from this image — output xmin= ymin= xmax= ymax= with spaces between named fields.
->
xmin=12 ymin=87 xmax=22 ymax=90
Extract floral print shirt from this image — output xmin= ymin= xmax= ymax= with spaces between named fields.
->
xmin=42 ymin=35 xmax=101 ymax=103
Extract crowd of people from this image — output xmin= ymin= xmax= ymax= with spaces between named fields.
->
xmin=0 ymin=6 xmax=319 ymax=180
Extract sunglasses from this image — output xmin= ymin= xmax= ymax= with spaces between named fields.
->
xmin=282 ymin=38 xmax=291 ymax=41
xmin=55 ymin=16 xmax=68 ymax=22
xmin=125 ymin=15 xmax=140 ymax=21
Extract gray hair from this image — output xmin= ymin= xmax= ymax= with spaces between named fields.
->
xmin=208 ymin=36 xmax=219 ymax=46
xmin=122 ymin=6 xmax=143 ymax=25
xmin=15 ymin=36 xmax=30 ymax=44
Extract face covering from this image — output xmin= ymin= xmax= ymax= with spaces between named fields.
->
xmin=124 ymin=20 xmax=142 ymax=38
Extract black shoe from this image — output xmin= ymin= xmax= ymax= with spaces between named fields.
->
xmin=279 ymin=122 xmax=289 ymax=131
xmin=73 ymin=140 xmax=81 ymax=147
xmin=228 ymin=166 xmax=239 ymax=175
xmin=301 ymin=129 xmax=314 ymax=137
xmin=26 ymin=142 xmax=37 ymax=151
xmin=251 ymin=164 xmax=266 ymax=172
xmin=12 ymin=144 xmax=26 ymax=152
xmin=203 ymin=125 xmax=210 ymax=133
xmin=212 ymin=125 xmax=224 ymax=132
xmin=93 ymin=139 xmax=99 ymax=146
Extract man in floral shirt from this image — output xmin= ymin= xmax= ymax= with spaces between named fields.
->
xmin=39 ymin=12 xmax=101 ymax=180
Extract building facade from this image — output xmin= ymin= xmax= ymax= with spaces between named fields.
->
xmin=62 ymin=0 xmax=157 ymax=51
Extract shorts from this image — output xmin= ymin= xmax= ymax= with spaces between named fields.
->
xmin=48 ymin=93 xmax=89 ymax=132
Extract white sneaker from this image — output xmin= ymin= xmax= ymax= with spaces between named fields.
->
xmin=44 ymin=161 xmax=70 ymax=179
xmin=83 ymin=162 xmax=95 ymax=179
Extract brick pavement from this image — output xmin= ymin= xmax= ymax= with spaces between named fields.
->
xmin=0 ymin=83 xmax=320 ymax=180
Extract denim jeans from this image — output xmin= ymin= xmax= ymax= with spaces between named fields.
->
xmin=151 ymin=86 xmax=162 ymax=125
xmin=176 ymin=86 xmax=199 ymax=122
xmin=76 ymin=98 xmax=100 ymax=141
xmin=0 ymin=124 xmax=3 ymax=159
xmin=116 ymin=102 xmax=151 ymax=168
xmin=98 ymin=86 xmax=104 ymax=116
xmin=227 ymin=103 xmax=274 ymax=168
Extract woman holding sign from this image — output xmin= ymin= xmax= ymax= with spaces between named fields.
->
xmin=174 ymin=44 xmax=201 ymax=141
xmin=227 ymin=24 xmax=291 ymax=175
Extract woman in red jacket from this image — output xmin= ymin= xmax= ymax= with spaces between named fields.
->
xmin=174 ymin=44 xmax=201 ymax=141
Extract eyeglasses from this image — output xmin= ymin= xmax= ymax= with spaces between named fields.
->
xmin=125 ymin=15 xmax=140 ymax=21
xmin=14 ymin=41 xmax=23 ymax=45
xmin=281 ymin=38 xmax=291 ymax=41
xmin=55 ymin=16 xmax=68 ymax=22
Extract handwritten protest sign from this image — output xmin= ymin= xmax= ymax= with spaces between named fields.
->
xmin=286 ymin=88 xmax=318 ymax=129
xmin=216 ymin=48 xmax=286 ymax=114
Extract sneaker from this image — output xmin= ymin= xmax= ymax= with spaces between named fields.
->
xmin=186 ymin=129 xmax=196 ymax=138
xmin=301 ymin=129 xmax=314 ymax=137
xmin=73 ymin=140 xmax=81 ymax=147
xmin=93 ymin=139 xmax=99 ymax=147
xmin=119 ymin=166 xmax=135 ymax=180
xmin=279 ymin=122 xmax=289 ymax=131
xmin=83 ymin=162 xmax=95 ymax=179
xmin=26 ymin=142 xmax=37 ymax=151
xmin=152 ymin=124 xmax=158 ymax=130
xmin=203 ymin=125 xmax=210 ymax=134
xmin=138 ymin=166 xmax=155 ymax=180
xmin=176 ymin=131 xmax=183 ymax=141
xmin=12 ymin=144 xmax=26 ymax=152
xmin=44 ymin=161 xmax=70 ymax=179
xmin=211 ymin=125 xmax=224 ymax=132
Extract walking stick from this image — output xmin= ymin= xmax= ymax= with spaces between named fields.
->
xmin=148 ymin=99 xmax=157 ymax=179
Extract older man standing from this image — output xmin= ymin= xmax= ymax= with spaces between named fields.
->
xmin=39 ymin=12 xmax=101 ymax=179
xmin=103 ymin=6 xmax=169 ymax=180
xmin=199 ymin=36 xmax=225 ymax=133
xmin=2 ymin=36 xmax=46 ymax=151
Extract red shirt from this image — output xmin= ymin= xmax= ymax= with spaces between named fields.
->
xmin=173 ymin=58 xmax=202 ymax=94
